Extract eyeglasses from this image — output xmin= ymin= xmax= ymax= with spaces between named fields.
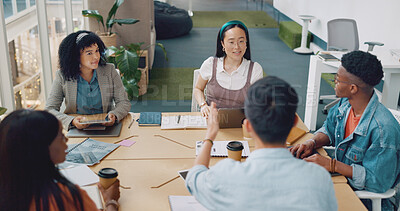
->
xmin=330 ymin=74 xmax=356 ymax=86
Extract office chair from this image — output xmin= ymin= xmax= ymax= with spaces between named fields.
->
xmin=320 ymin=18 xmax=384 ymax=114
xmin=191 ymin=69 xmax=201 ymax=112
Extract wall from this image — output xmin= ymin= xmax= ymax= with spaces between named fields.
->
xmin=86 ymin=0 xmax=155 ymax=67
xmin=274 ymin=0 xmax=400 ymax=51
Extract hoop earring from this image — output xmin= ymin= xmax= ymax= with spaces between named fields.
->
xmin=222 ymin=47 xmax=225 ymax=52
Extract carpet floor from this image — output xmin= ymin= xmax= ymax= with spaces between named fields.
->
xmin=192 ymin=11 xmax=278 ymax=28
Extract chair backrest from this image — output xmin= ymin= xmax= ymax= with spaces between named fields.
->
xmin=327 ymin=18 xmax=359 ymax=51
xmin=191 ymin=69 xmax=200 ymax=112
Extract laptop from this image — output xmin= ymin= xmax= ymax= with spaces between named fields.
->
xmin=217 ymin=108 xmax=246 ymax=128
xmin=66 ymin=122 xmax=122 ymax=138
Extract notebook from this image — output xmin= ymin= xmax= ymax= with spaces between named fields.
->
xmin=59 ymin=163 xmax=99 ymax=186
xmin=81 ymin=186 xmax=103 ymax=210
xmin=218 ymin=108 xmax=246 ymax=128
xmin=169 ymin=196 xmax=207 ymax=211
xmin=66 ymin=138 xmax=119 ymax=166
xmin=138 ymin=112 xmax=162 ymax=126
xmin=161 ymin=115 xmax=207 ymax=129
xmin=67 ymin=122 xmax=122 ymax=138
xmin=195 ymin=141 xmax=250 ymax=157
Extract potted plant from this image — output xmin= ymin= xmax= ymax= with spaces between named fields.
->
xmin=106 ymin=43 xmax=167 ymax=100
xmin=82 ymin=0 xmax=139 ymax=46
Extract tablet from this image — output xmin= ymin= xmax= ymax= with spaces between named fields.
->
xmin=67 ymin=122 xmax=122 ymax=138
xmin=79 ymin=113 xmax=111 ymax=125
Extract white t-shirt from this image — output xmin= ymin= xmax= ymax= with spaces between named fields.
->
xmin=199 ymin=56 xmax=264 ymax=90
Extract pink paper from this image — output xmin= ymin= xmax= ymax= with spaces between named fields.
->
xmin=119 ymin=140 xmax=136 ymax=147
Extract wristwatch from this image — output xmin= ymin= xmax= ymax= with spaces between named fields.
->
xmin=105 ymin=199 xmax=119 ymax=209
xmin=199 ymin=102 xmax=207 ymax=108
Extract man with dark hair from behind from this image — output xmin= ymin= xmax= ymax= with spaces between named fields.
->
xmin=291 ymin=51 xmax=400 ymax=211
xmin=186 ymin=76 xmax=337 ymax=210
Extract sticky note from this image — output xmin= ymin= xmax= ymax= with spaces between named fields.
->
xmin=119 ymin=140 xmax=136 ymax=147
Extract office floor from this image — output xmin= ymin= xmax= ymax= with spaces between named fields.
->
xmin=131 ymin=0 xmax=335 ymax=130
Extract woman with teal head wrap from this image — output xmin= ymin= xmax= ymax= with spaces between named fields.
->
xmin=193 ymin=20 xmax=264 ymax=117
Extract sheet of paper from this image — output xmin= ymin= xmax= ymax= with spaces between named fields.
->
xmin=169 ymin=195 xmax=208 ymax=211
xmin=195 ymin=140 xmax=250 ymax=157
xmin=59 ymin=164 xmax=99 ymax=186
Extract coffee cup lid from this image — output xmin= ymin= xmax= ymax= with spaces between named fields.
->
xmin=98 ymin=168 xmax=118 ymax=178
xmin=226 ymin=141 xmax=244 ymax=151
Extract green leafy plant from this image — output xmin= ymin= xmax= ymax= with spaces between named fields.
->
xmin=0 ymin=107 xmax=7 ymax=115
xmin=82 ymin=0 xmax=139 ymax=35
xmin=106 ymin=43 xmax=167 ymax=99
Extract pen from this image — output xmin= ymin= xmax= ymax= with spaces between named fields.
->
xmin=177 ymin=115 xmax=181 ymax=124
xmin=127 ymin=114 xmax=135 ymax=129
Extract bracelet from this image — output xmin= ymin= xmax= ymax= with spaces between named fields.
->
xmin=202 ymin=139 xmax=213 ymax=145
xmin=330 ymin=158 xmax=337 ymax=173
xmin=199 ymin=102 xmax=207 ymax=108
xmin=105 ymin=199 xmax=119 ymax=210
xmin=309 ymin=139 xmax=317 ymax=149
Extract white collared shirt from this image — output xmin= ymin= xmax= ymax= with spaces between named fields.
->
xmin=199 ymin=56 xmax=264 ymax=90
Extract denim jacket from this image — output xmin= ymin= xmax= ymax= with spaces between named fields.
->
xmin=316 ymin=92 xmax=400 ymax=194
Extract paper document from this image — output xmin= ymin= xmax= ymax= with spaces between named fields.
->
xmin=59 ymin=163 xmax=99 ymax=186
xmin=169 ymin=196 xmax=208 ymax=211
xmin=161 ymin=115 xmax=207 ymax=129
xmin=66 ymin=138 xmax=119 ymax=166
xmin=195 ymin=141 xmax=250 ymax=157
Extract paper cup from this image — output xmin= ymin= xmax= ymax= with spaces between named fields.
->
xmin=98 ymin=168 xmax=118 ymax=189
xmin=226 ymin=141 xmax=244 ymax=161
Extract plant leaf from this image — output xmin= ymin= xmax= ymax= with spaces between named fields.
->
xmin=113 ymin=19 xmax=140 ymax=25
xmin=107 ymin=0 xmax=124 ymax=31
xmin=82 ymin=10 xmax=104 ymax=27
xmin=0 ymin=107 xmax=7 ymax=115
xmin=115 ymin=49 xmax=139 ymax=79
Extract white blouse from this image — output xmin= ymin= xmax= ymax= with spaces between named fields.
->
xmin=199 ymin=56 xmax=264 ymax=90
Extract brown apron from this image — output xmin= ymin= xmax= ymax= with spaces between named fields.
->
xmin=206 ymin=57 xmax=254 ymax=108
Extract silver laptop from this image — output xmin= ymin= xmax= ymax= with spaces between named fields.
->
xmin=217 ymin=108 xmax=246 ymax=128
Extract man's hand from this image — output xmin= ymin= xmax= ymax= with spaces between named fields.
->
xmin=102 ymin=113 xmax=116 ymax=126
xmin=72 ymin=116 xmax=89 ymax=129
xmin=289 ymin=139 xmax=315 ymax=159
xmin=205 ymin=102 xmax=219 ymax=141
xmin=303 ymin=154 xmax=331 ymax=172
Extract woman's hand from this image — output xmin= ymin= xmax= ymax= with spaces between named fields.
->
xmin=98 ymin=179 xmax=120 ymax=205
xmin=102 ymin=113 xmax=116 ymax=126
xmin=72 ymin=116 xmax=89 ymax=129
xmin=201 ymin=105 xmax=211 ymax=118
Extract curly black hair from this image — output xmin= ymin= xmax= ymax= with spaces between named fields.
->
xmin=341 ymin=50 xmax=383 ymax=87
xmin=58 ymin=30 xmax=107 ymax=81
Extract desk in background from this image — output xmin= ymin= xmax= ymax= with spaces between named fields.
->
xmin=304 ymin=51 xmax=400 ymax=131
xmin=68 ymin=113 xmax=366 ymax=210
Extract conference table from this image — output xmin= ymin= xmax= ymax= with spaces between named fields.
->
xmin=68 ymin=112 xmax=367 ymax=211
xmin=304 ymin=50 xmax=400 ymax=131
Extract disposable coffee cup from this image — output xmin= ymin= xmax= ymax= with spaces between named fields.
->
xmin=226 ymin=141 xmax=244 ymax=161
xmin=98 ymin=168 xmax=118 ymax=189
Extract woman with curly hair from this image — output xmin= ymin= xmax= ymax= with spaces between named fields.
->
xmin=45 ymin=30 xmax=131 ymax=129
xmin=0 ymin=109 xmax=120 ymax=211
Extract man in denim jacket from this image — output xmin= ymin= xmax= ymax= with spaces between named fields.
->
xmin=291 ymin=51 xmax=400 ymax=210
